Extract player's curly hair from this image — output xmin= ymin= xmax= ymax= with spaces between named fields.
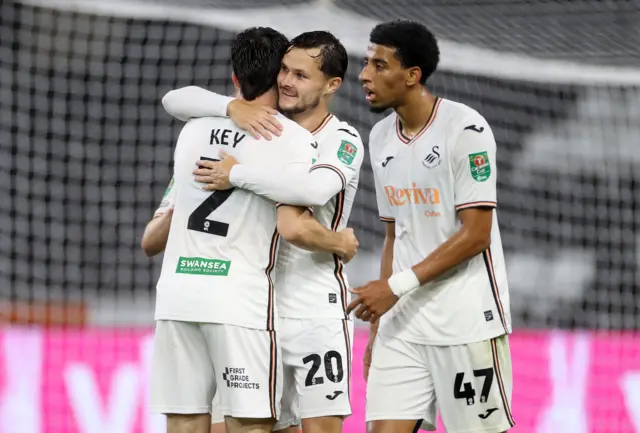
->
xmin=289 ymin=31 xmax=349 ymax=80
xmin=370 ymin=20 xmax=440 ymax=85
xmin=231 ymin=27 xmax=290 ymax=100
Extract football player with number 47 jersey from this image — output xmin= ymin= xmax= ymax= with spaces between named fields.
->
xmin=346 ymin=20 xmax=515 ymax=433
xmin=149 ymin=27 xmax=358 ymax=433
xmin=162 ymin=32 xmax=362 ymax=433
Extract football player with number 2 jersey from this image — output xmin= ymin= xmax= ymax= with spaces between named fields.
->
xmin=149 ymin=27 xmax=358 ymax=433
xmin=162 ymin=32 xmax=362 ymax=433
xmin=347 ymin=20 xmax=515 ymax=433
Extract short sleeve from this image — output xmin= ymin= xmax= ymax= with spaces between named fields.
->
xmin=368 ymin=128 xmax=395 ymax=222
xmin=373 ymin=172 xmax=395 ymax=222
xmin=309 ymin=126 xmax=364 ymax=190
xmin=154 ymin=177 xmax=175 ymax=217
xmin=452 ymin=117 xmax=498 ymax=211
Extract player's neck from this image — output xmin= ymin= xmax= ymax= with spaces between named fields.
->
xmin=238 ymin=88 xmax=278 ymax=110
xmin=292 ymin=101 xmax=330 ymax=134
xmin=395 ymin=88 xmax=437 ymax=137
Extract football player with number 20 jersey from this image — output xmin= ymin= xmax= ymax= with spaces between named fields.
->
xmin=162 ymin=32 xmax=362 ymax=433
xmin=347 ymin=20 xmax=515 ymax=433
xmin=149 ymin=27 xmax=358 ymax=433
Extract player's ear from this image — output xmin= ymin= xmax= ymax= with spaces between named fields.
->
xmin=406 ymin=67 xmax=422 ymax=87
xmin=231 ymin=73 xmax=240 ymax=92
xmin=324 ymin=77 xmax=342 ymax=96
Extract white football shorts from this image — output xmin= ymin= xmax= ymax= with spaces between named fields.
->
xmin=366 ymin=332 xmax=515 ymax=433
xmin=274 ymin=318 xmax=353 ymax=430
xmin=150 ymin=320 xmax=282 ymax=420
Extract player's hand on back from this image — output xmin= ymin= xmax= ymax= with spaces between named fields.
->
xmin=347 ymin=279 xmax=398 ymax=323
xmin=227 ymin=99 xmax=283 ymax=140
xmin=193 ymin=151 xmax=238 ymax=191
xmin=337 ymin=227 xmax=359 ymax=264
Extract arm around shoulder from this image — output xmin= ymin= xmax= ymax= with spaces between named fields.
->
xmin=162 ymin=86 xmax=233 ymax=121
xmin=276 ymin=204 xmax=358 ymax=262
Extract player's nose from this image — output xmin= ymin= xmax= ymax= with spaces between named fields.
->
xmin=279 ymin=72 xmax=294 ymax=87
xmin=359 ymin=66 xmax=370 ymax=83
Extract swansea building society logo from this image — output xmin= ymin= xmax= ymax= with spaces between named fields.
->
xmin=222 ymin=367 xmax=260 ymax=390
xmin=175 ymin=257 xmax=231 ymax=276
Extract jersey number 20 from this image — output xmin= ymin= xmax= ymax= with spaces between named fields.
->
xmin=187 ymin=157 xmax=234 ymax=237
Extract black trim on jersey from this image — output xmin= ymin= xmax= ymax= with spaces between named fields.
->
xmin=275 ymin=202 xmax=313 ymax=215
xmin=337 ymin=128 xmax=358 ymax=138
xmin=265 ymin=229 xmax=280 ymax=331
xmin=490 ymin=338 xmax=516 ymax=427
xmin=309 ymin=164 xmax=347 ymax=190
xmin=411 ymin=421 xmax=423 ymax=433
xmin=311 ymin=113 xmax=333 ymax=135
xmin=268 ymin=329 xmax=278 ymax=419
xmin=330 ymin=191 xmax=348 ymax=318
xmin=396 ymin=96 xmax=440 ymax=143
xmin=482 ymin=248 xmax=508 ymax=334
xmin=341 ymin=319 xmax=352 ymax=402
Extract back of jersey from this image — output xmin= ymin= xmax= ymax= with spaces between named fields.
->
xmin=155 ymin=115 xmax=317 ymax=330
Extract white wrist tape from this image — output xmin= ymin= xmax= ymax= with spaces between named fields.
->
xmin=388 ymin=269 xmax=420 ymax=297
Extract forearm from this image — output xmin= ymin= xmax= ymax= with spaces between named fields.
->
xmin=230 ymin=164 xmax=342 ymax=207
xmin=411 ymin=226 xmax=488 ymax=286
xmin=285 ymin=211 xmax=345 ymax=255
xmin=162 ymin=86 xmax=232 ymax=121
xmin=141 ymin=215 xmax=172 ymax=257
xmin=370 ymin=233 xmax=394 ymax=338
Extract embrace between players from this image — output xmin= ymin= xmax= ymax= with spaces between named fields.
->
xmin=141 ymin=20 xmax=515 ymax=433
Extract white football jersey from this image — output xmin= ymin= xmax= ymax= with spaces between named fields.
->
xmin=153 ymin=177 xmax=175 ymax=216
xmin=155 ymin=114 xmax=318 ymax=330
xmin=276 ymin=114 xmax=363 ymax=319
xmin=369 ymin=98 xmax=512 ymax=345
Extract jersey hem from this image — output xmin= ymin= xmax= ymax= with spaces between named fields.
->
xmin=439 ymin=423 xmax=515 ymax=433
xmin=149 ymin=405 xmax=211 ymax=414
xmin=455 ymin=201 xmax=497 ymax=211
xmin=153 ymin=315 xmax=270 ymax=331
xmin=309 ymin=164 xmax=347 ymax=189
xmin=219 ymin=407 xmax=281 ymax=419
xmin=378 ymin=327 xmax=510 ymax=347
xmin=366 ymin=413 xmax=429 ymax=423
xmin=277 ymin=314 xmax=352 ymax=321
xmin=275 ymin=202 xmax=313 ymax=214
xmin=299 ymin=408 xmax=352 ymax=419
xmin=379 ymin=216 xmax=395 ymax=222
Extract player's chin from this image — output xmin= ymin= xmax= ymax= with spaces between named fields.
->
xmin=367 ymin=101 xmax=390 ymax=114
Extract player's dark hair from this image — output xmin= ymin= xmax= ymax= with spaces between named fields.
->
xmin=231 ymin=27 xmax=290 ymax=100
xmin=369 ymin=20 xmax=440 ymax=85
xmin=289 ymin=31 xmax=348 ymax=80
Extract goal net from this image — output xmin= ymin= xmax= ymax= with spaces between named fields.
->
xmin=1 ymin=0 xmax=639 ymax=430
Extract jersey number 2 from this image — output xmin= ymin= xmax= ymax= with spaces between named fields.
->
xmin=187 ymin=157 xmax=234 ymax=237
